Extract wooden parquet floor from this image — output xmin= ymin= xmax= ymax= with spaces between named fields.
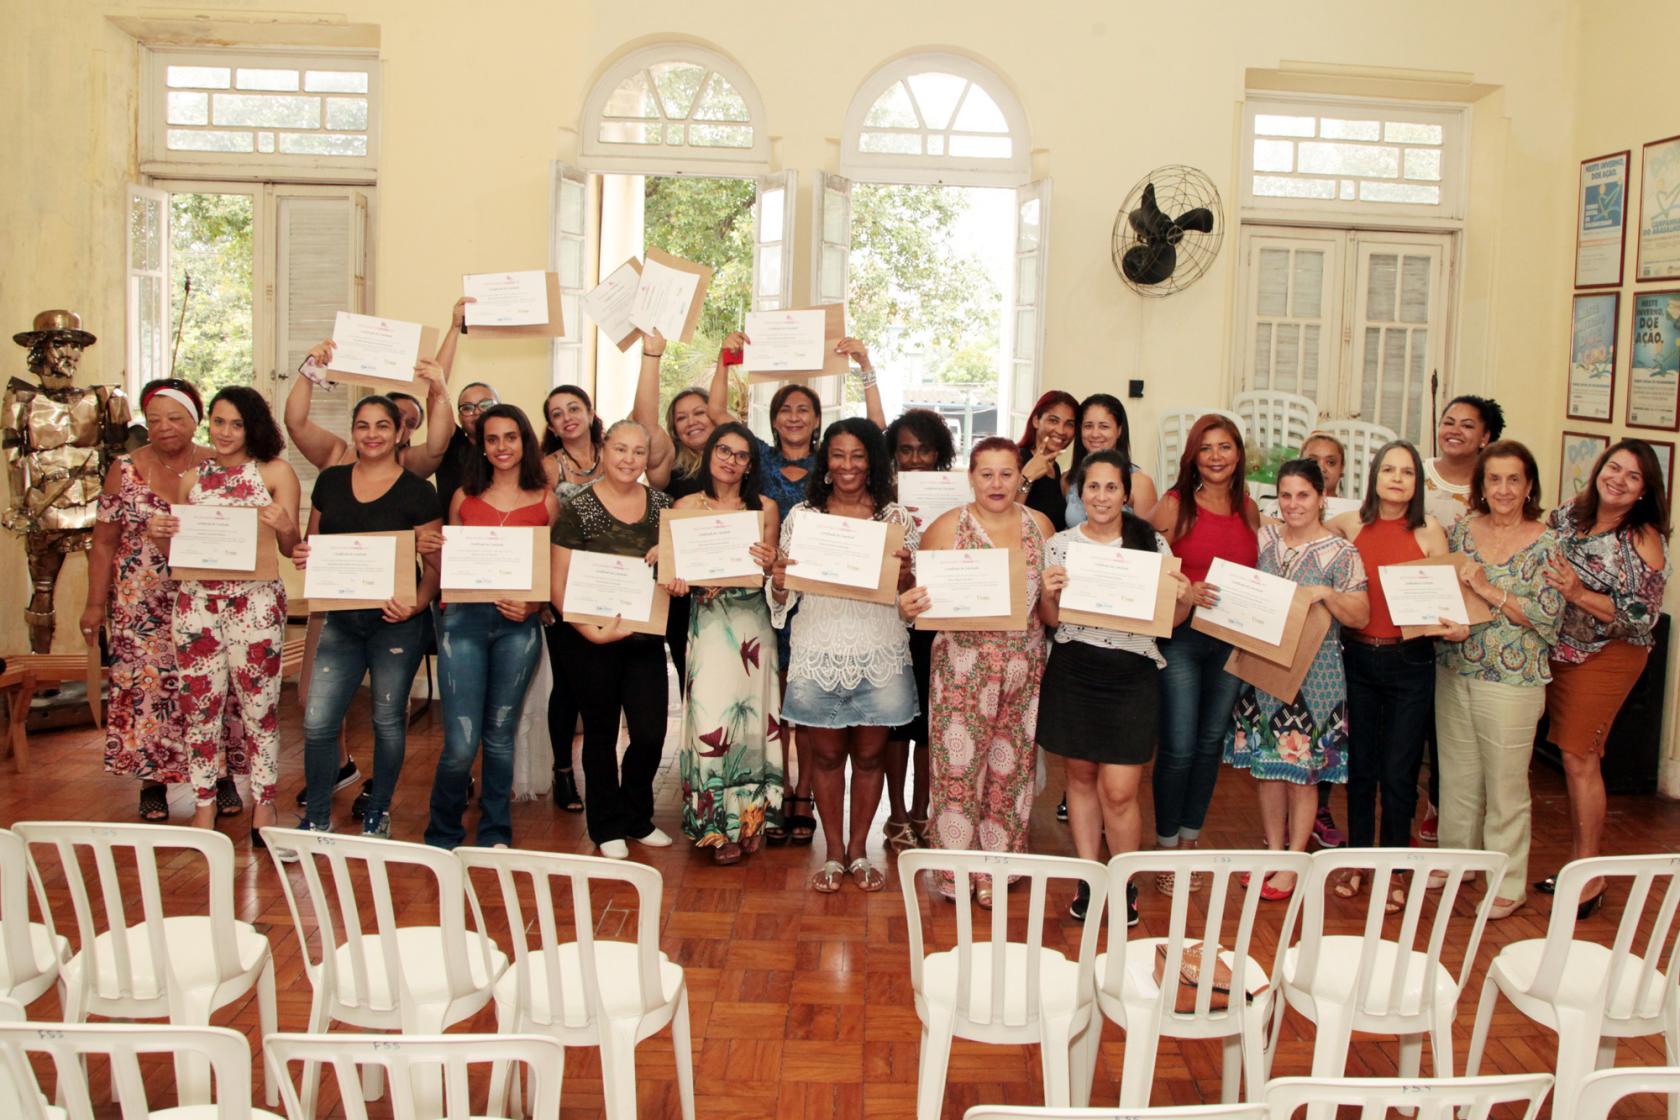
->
xmin=3 ymin=675 xmax=1678 ymax=1119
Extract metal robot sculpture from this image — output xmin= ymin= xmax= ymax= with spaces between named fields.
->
xmin=4 ymin=310 xmax=132 ymax=652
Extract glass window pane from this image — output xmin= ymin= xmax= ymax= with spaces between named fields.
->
xmin=236 ymin=68 xmax=299 ymax=91
xmin=1254 ymin=113 xmax=1315 ymax=138
xmin=948 ymin=135 xmax=1011 ymax=159
xmin=757 ymin=188 xmax=784 ymax=241
xmin=1012 ymin=360 xmax=1035 ymax=406
xmin=1301 ymin=325 xmax=1321 ymax=399
xmin=257 ymin=132 xmax=275 ymax=153
xmin=1362 ymin=327 xmax=1381 ymax=412
xmin=559 ymin=179 xmax=584 ymax=235
xmin=822 ymin=190 xmax=846 ymax=243
xmin=1291 ymin=251 xmax=1324 ymax=318
xmin=758 ymin=252 xmax=782 ymax=297
xmin=213 ymin=94 xmax=319 ymax=128
xmin=605 ymin=74 xmax=660 ymax=119
xmin=1252 ymin=175 xmax=1335 ymax=199
xmin=598 ymin=120 xmax=662 ymax=144
xmin=1366 ymin=254 xmax=1398 ymax=322
xmin=130 ymin=193 xmax=163 ymax=272
xmin=906 ymin=72 xmax=967 ymax=131
xmin=650 ymin=61 xmax=705 ymax=118
xmin=665 ymin=123 xmax=684 ymax=145
xmin=1297 ymin=142 xmax=1400 ymax=178
xmin=821 ymin=246 xmax=846 ymax=302
xmin=1256 ymin=249 xmax=1290 ymax=316
xmin=1252 ymin=323 xmax=1273 ymax=388
xmin=554 ymin=344 xmax=580 ymax=382
xmin=1399 ymin=256 xmax=1433 ymax=323
xmin=1017 ymin=253 xmax=1038 ymax=301
xmin=167 ymin=91 xmax=208 ymax=125
xmin=560 ymin=294 xmax=580 ymax=342
xmin=305 ymin=70 xmax=369 ymax=93
xmin=692 ymin=73 xmax=749 ymax=121
xmin=167 ymin=65 xmax=230 ymax=89
xmin=325 ymin=97 xmax=368 ymax=131
xmin=1385 ymin=121 xmax=1443 ymax=144
xmin=1252 ymin=139 xmax=1293 ymax=173
xmin=688 ymin=124 xmax=752 ymax=147
xmin=558 ymin=239 xmax=582 ymax=288
xmin=860 ymin=132 xmax=921 ymax=155
xmin=927 ymin=136 xmax=945 ymax=157
xmin=863 ymin=82 xmax=918 ymax=128
xmin=1404 ymin=148 xmax=1442 ymax=181
xmin=167 ymin=129 xmax=254 ymax=152
xmin=1017 ymin=199 xmax=1040 ymax=251
xmin=277 ymin=133 xmax=368 ymax=156
xmin=1014 ymin=309 xmax=1036 ymax=360
xmin=951 ymin=86 xmax=1008 ymax=133
xmin=1359 ymin=182 xmax=1440 ymax=204
xmin=1320 ymin=118 xmax=1380 ymax=140
xmin=1275 ymin=323 xmax=1301 ymax=391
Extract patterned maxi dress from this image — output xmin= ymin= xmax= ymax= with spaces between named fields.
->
xmin=97 ymin=456 xmax=246 ymax=784
xmin=1225 ymin=527 xmax=1367 ymax=784
xmin=928 ymin=505 xmax=1047 ymax=893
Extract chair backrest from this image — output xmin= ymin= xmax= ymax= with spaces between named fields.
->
xmin=1313 ymin=419 xmax=1398 ymax=502
xmin=1267 ymin=1074 xmax=1552 ymax=1119
xmin=898 ymin=850 xmax=1106 ymax=1033
xmin=1101 ymin=850 xmax=1311 ymax=1032
xmin=1525 ymin=854 xmax=1680 ymax=1023
xmin=0 ymin=828 xmax=59 ymax=1000
xmin=266 ymin=1031 xmax=564 ymax=1120
xmin=456 ymin=846 xmax=668 ymax=1031
xmin=964 ymin=1106 xmax=1267 ymax=1119
xmin=0 ymin=1021 xmax=258 ymax=1119
xmin=1295 ymin=848 xmax=1506 ymax=1020
xmin=1231 ymin=391 xmax=1316 ymax=455
xmin=1156 ymin=409 xmax=1245 ymax=485
xmin=1573 ymin=1066 xmax=1680 ymax=1120
xmin=12 ymin=821 xmax=243 ymax=1003
xmin=0 ymin=998 xmax=31 ymax=1118
xmin=261 ymin=827 xmax=495 ymax=1021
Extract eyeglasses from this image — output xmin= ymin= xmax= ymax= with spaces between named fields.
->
xmin=713 ymin=447 xmax=752 ymax=466
xmin=459 ymin=400 xmax=495 ymax=416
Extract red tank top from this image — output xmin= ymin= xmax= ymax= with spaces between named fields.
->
xmin=1352 ymin=516 xmax=1425 ymax=639
xmin=458 ymin=494 xmax=550 ymax=527
xmin=1171 ymin=503 xmax=1258 ymax=583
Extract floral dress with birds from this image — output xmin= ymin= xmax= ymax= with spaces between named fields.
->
xmin=678 ymin=580 xmax=785 ymax=847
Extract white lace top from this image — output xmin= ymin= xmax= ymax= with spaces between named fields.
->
xmin=770 ymin=501 xmax=920 ymax=690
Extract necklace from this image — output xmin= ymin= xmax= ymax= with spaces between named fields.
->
xmin=561 ymin=443 xmax=601 ymax=480
xmin=150 ymin=447 xmax=195 ymax=479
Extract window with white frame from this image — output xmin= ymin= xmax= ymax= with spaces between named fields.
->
xmin=841 ymin=53 xmax=1030 ymax=186
xmin=581 ymin=44 xmax=770 ymax=172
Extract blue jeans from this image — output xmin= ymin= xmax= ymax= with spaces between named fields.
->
xmin=1153 ymin=621 xmax=1243 ymax=844
xmin=1342 ymin=636 xmax=1436 ymax=848
xmin=302 ymin=609 xmax=430 ymax=829
xmin=426 ymin=604 xmax=543 ymax=849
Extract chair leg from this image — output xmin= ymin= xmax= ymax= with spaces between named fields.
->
xmin=363 ymin=1061 xmax=385 ymax=1102
xmin=1070 ymin=1017 xmax=1101 ymax=1108
xmin=671 ymin=988 xmax=696 ymax=1120
xmin=915 ymin=1012 xmax=955 ymax=1120
xmin=1595 ymin=1035 xmax=1617 ymax=1071
xmin=1463 ymin=975 xmax=1498 ymax=1079
xmin=171 ymin=997 xmax=217 ymax=1107
xmin=1116 ymin=1016 xmax=1160 ymax=1108
xmin=1039 ymin=1014 xmax=1076 ymax=1107
xmin=1242 ymin=1006 xmax=1269 ymax=1103
xmin=602 ymin=1023 xmax=642 ymax=1120
xmin=1550 ymin=1010 xmax=1601 ymax=1120
xmin=300 ymin=998 xmax=330 ymax=1120
xmin=1430 ymin=1002 xmax=1455 ymax=1079
xmin=1667 ymin=1027 xmax=1679 ymax=1120
xmin=257 ymin=959 xmax=278 ymax=1106
xmin=1305 ymin=1007 xmax=1354 ymax=1120
xmin=1220 ymin=1036 xmax=1242 ymax=1104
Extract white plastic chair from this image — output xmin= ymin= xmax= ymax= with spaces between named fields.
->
xmin=1464 ymin=855 xmax=1680 ymax=1117
xmin=0 ymin=997 xmax=47 ymax=1119
xmin=1095 ymin=850 xmax=1311 ymax=1107
xmin=259 ymin=827 xmax=508 ymax=1119
xmin=0 ymin=1021 xmax=282 ymax=1119
xmin=456 ymin=846 xmax=692 ymax=1120
xmin=1270 ymin=848 xmax=1506 ymax=1118
xmin=1574 ymin=1066 xmax=1680 ymax=1120
xmin=266 ymin=1032 xmax=565 ymax=1120
xmin=963 ymin=1106 xmax=1265 ymax=1119
xmin=899 ymin=850 xmax=1107 ymax=1120
xmin=1312 ymin=419 xmax=1397 ymax=503
xmin=1231 ymin=391 xmax=1316 ymax=456
xmin=1156 ymin=409 xmax=1245 ymax=486
xmin=1265 ymin=1074 xmax=1553 ymax=1119
xmin=14 ymin=822 xmax=277 ymax=1108
xmin=0 ymin=827 xmax=68 ymax=1008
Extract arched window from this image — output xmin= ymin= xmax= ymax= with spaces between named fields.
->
xmin=841 ymin=53 xmax=1030 ymax=185
xmin=581 ymin=44 xmax=770 ymax=171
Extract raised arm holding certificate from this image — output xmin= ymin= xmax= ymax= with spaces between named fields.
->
xmin=462 ymin=271 xmax=548 ymax=327
xmin=326 ymin=312 xmax=439 ymax=392
xmin=630 ymin=249 xmax=712 ymax=343
xmin=582 ymin=259 xmax=644 ymax=350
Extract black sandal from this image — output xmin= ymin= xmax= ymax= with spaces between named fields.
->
xmin=553 ymin=768 xmax=584 ymax=814
xmin=784 ymin=794 xmax=816 ymax=846
xmin=216 ymin=776 xmax=244 ymax=818
xmin=138 ymin=783 xmax=169 ymax=822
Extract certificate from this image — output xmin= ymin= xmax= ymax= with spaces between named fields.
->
xmin=1637 ymin=135 xmax=1680 ymax=282
xmin=170 ymin=505 xmax=258 ymax=572
xmin=743 ymin=309 xmax=826 ymax=373
xmin=632 ymin=256 xmax=703 ymax=341
xmin=582 ymin=259 xmax=643 ymax=350
xmin=1194 ymin=558 xmax=1294 ymax=648
xmin=1378 ymin=563 xmax=1470 ymax=627
xmin=663 ymin=510 xmax=762 ymax=584
xmin=786 ymin=511 xmax=889 ymax=591
xmin=463 ymin=271 xmax=548 ymax=327
xmin=898 ymin=470 xmax=969 ymax=527
xmin=328 ymin=312 xmax=425 ymax=384
xmin=916 ymin=549 xmax=1011 ymax=619
xmin=1626 ymin=290 xmax=1680 ymax=431
xmin=441 ymin=526 xmax=535 ymax=591
xmin=1061 ymin=542 xmax=1161 ymax=621
xmin=1568 ymin=292 xmax=1619 ymax=422
xmin=305 ymin=534 xmax=398 ymax=605
xmin=1575 ymin=151 xmax=1630 ymax=288
xmin=563 ymin=550 xmax=657 ymax=624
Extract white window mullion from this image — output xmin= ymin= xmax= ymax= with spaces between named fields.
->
xmin=549 ymin=162 xmax=592 ymax=391
xmin=1005 ymin=179 xmax=1051 ymax=440
xmin=752 ymin=171 xmax=797 ymax=312
xmin=125 ymin=183 xmax=170 ymax=401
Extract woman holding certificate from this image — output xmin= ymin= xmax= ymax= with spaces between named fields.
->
xmin=1534 ymin=440 xmax=1669 ymax=916
xmin=549 ymin=420 xmax=674 ymax=859
xmin=1432 ymin=440 xmax=1563 ymax=920
xmin=1016 ymin=390 xmax=1078 ymax=532
xmin=293 ymin=396 xmax=444 ymax=839
xmin=1063 ymin=393 xmax=1158 ymax=526
xmin=770 ymin=418 xmax=918 ymax=893
xmin=1148 ymin=414 xmax=1260 ymax=890
xmin=426 ymin=404 xmax=556 ymax=851
xmin=1224 ymin=460 xmax=1369 ymax=898
xmin=666 ymin=422 xmax=783 ymax=865
xmin=147 ymin=387 xmax=301 ymax=838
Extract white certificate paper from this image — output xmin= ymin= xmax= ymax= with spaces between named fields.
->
xmin=897 ymin=470 xmax=969 ymax=527
xmin=582 ymin=261 xmax=642 ymax=342
xmin=1060 ymin=542 xmax=1161 ymax=621
xmin=441 ymin=526 xmax=535 ymax=591
xmin=631 ymin=258 xmax=701 ymax=339
xmin=917 ymin=549 xmax=1011 ymax=619
xmin=462 ymin=271 xmax=548 ymax=327
xmin=670 ymin=512 xmax=760 ymax=582
xmin=1378 ymin=563 xmax=1469 ymax=627
xmin=742 ymin=309 xmax=826 ymax=373
xmin=330 ymin=312 xmax=423 ymax=383
xmin=1196 ymin=557 xmax=1294 ymax=647
xmin=169 ymin=505 xmax=258 ymax=572
xmin=564 ymin=550 xmax=656 ymax=622
xmin=787 ymin=511 xmax=889 ymax=590
xmin=305 ymin=535 xmax=397 ymax=602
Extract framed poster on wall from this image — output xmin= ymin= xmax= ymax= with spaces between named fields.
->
xmin=1560 ymin=431 xmax=1610 ymax=501
xmin=1576 ymin=150 xmax=1630 ymax=288
xmin=1636 ymin=134 xmax=1680 ymax=282
xmin=1627 ymin=290 xmax=1680 ymax=430
xmin=1567 ymin=291 xmax=1619 ymax=421
xmin=1643 ymin=438 xmax=1675 ymax=510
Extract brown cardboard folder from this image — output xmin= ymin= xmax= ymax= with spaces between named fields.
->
xmin=1393 ymin=554 xmax=1496 ymax=640
xmin=171 ymin=522 xmax=281 ymax=582
xmin=1192 ymin=580 xmax=1316 ymax=668
xmin=1225 ymin=602 xmax=1332 ymax=704
xmin=304 ymin=530 xmax=419 ymax=612
xmin=644 ymin=248 xmax=713 ymax=344
xmin=326 ymin=325 xmax=442 ymax=395
xmin=747 ymin=304 xmax=851 ymax=383
xmin=1058 ymin=553 xmax=1183 ymax=639
xmin=443 ymin=527 xmax=551 ymax=603
xmin=784 ymin=521 xmax=907 ymax=606
xmin=658 ymin=508 xmax=767 ymax=589
xmin=914 ymin=548 xmax=1030 ymax=632
xmin=465 ymin=272 xmax=565 ymax=339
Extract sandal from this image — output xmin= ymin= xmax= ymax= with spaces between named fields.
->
xmin=811 ymin=859 xmax=846 ymax=893
xmin=1333 ymin=870 xmax=1366 ymax=900
xmin=909 ymin=814 xmax=929 ymax=845
xmin=785 ymin=795 xmax=816 ymax=846
xmin=741 ymin=832 xmax=764 ymax=854
xmin=139 ymin=783 xmax=169 ymax=822
xmin=847 ymin=857 xmax=885 ymax=893
xmin=552 ymin=768 xmax=584 ymax=814
xmin=1260 ymin=873 xmax=1294 ymax=902
xmin=711 ymin=842 xmax=743 ymax=866
xmin=215 ymin=776 xmax=244 ymax=818
xmin=975 ymin=881 xmax=994 ymax=910
xmin=884 ymin=818 xmax=919 ymax=852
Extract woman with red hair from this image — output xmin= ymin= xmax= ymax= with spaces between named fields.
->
xmin=1017 ymin=390 xmax=1078 ymax=532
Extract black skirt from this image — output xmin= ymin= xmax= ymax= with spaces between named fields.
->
xmin=1035 ymin=640 xmax=1159 ymax=765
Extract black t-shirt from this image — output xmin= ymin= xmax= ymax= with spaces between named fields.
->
xmin=311 ymin=464 xmax=442 ymax=534
xmin=432 ymin=428 xmax=477 ymax=518
xmin=1020 ymin=448 xmax=1067 ymax=532
xmin=664 ymin=470 xmax=706 ymax=502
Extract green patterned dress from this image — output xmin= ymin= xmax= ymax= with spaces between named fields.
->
xmin=678 ymin=584 xmax=785 ymax=846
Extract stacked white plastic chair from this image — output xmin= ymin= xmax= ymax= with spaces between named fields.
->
xmin=1231 ymin=391 xmax=1316 ymax=456
xmin=1156 ymin=409 xmax=1245 ymax=485
xmin=1265 ymin=1073 xmax=1553 ymax=1119
xmin=1573 ymin=1066 xmax=1680 ymax=1120
xmin=962 ymin=1105 xmax=1266 ymax=1119
xmin=0 ymin=827 xmax=68 ymax=1008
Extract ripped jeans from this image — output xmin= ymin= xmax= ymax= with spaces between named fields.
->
xmin=302 ymin=609 xmax=430 ymax=829
xmin=425 ymin=604 xmax=543 ymax=849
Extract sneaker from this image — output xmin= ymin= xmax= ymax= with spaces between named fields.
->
xmin=1056 ymin=794 xmax=1069 ymax=823
xmin=351 ymin=780 xmax=372 ymax=821
xmin=631 ymin=827 xmax=673 ymax=848
xmin=1125 ymin=883 xmax=1140 ymax=928
xmin=599 ymin=839 xmax=629 ymax=859
xmin=361 ymin=810 xmax=391 ymax=839
xmin=1069 ymin=880 xmax=1090 ymax=921
xmin=1418 ymin=799 xmax=1439 ymax=844
xmin=274 ymin=819 xmax=330 ymax=864
xmin=294 ymin=758 xmax=361 ymax=807
xmin=1312 ymin=808 xmax=1347 ymax=849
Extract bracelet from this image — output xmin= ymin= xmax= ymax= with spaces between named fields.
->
xmin=857 ymin=366 xmax=878 ymax=388
xmin=1497 ymin=588 xmax=1510 ymax=612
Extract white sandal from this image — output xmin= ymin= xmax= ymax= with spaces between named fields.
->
xmin=811 ymin=859 xmax=846 ymax=893
xmin=847 ymin=857 xmax=885 ymax=892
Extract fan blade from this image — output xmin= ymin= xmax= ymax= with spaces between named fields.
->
xmin=1175 ymin=207 xmax=1215 ymax=234
xmin=1128 ymin=182 xmax=1175 ymax=243
xmin=1122 ymin=242 xmax=1177 ymax=285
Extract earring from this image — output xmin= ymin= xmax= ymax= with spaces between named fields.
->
xmin=823 ymin=471 xmax=833 ymax=485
